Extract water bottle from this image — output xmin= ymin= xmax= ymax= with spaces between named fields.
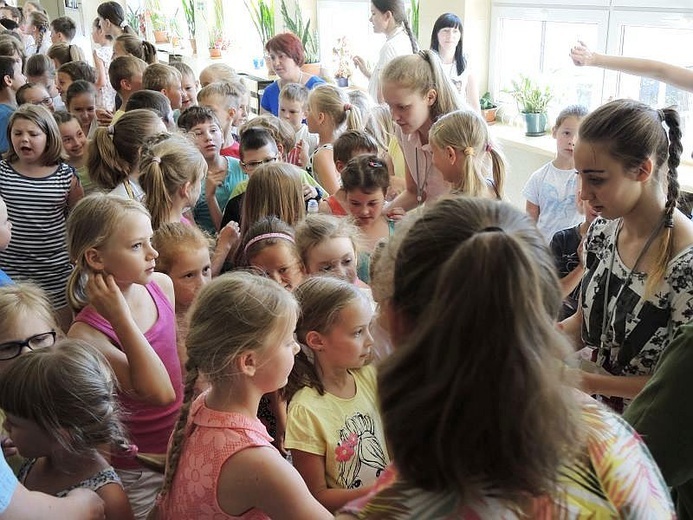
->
xmin=307 ymin=199 xmax=319 ymax=214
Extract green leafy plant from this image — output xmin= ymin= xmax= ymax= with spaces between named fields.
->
xmin=505 ymin=75 xmax=553 ymax=113
xmin=244 ymin=0 xmax=275 ymax=47
xmin=480 ymin=91 xmax=497 ymax=110
xmin=149 ymin=11 xmax=167 ymax=32
xmin=181 ymin=0 xmax=195 ymax=38
xmin=408 ymin=0 xmax=419 ymax=40
xmin=280 ymin=0 xmax=319 ymax=63
xmin=126 ymin=5 xmax=143 ymax=37
xmin=207 ymin=0 xmax=228 ymax=49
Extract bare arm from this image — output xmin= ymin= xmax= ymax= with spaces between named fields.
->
xmin=559 ymin=305 xmax=584 ymax=349
xmin=217 ymin=446 xmax=331 ymax=520
xmin=211 ymin=222 xmax=240 ymax=277
xmin=98 ymin=483 xmax=134 ymax=520
xmin=570 ymin=41 xmax=693 ymax=93
xmin=92 ymin=50 xmax=107 ymax=90
xmin=579 ymin=372 xmax=651 ymax=400
xmin=291 ymin=450 xmax=371 ymax=513
xmin=2 ymin=487 xmax=104 ymax=520
xmin=559 ymin=264 xmax=585 ymax=299
xmin=525 ymin=200 xmax=540 ymax=222
xmin=388 ymin=162 xmax=420 ymax=212
xmin=67 ymin=174 xmax=84 ymax=212
xmin=312 ymin=149 xmax=340 ymax=195
xmin=67 ymin=273 xmax=176 ymax=406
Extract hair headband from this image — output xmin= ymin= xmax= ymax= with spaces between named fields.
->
xmin=244 ymin=232 xmax=295 ymax=254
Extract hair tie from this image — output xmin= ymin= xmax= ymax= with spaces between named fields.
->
xmin=665 ymin=214 xmax=674 ymax=229
xmin=107 ymin=125 xmax=114 ymax=135
xmin=344 ymin=103 xmax=351 ymax=112
xmin=151 ymin=156 xmax=161 ymax=164
xmin=463 ymin=146 xmax=475 ymax=157
xmin=485 ymin=142 xmax=493 ymax=153
xmin=119 ymin=20 xmax=127 ymax=29
xmin=244 ymin=232 xmax=295 ymax=254
xmin=480 ymin=226 xmax=503 ymax=233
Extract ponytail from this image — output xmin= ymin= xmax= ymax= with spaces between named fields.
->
xmin=140 ymin=156 xmax=170 ymax=231
xmin=401 ymin=18 xmax=419 ymax=53
xmin=344 ymin=103 xmax=364 ymax=132
xmin=87 ymin=126 xmax=130 ymax=190
xmin=488 ymin=146 xmax=506 ymax=200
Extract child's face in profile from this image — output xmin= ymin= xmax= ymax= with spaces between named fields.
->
xmin=3 ymin=414 xmax=54 ymax=458
xmin=232 ymin=94 xmax=249 ymax=127
xmin=305 ymin=237 xmax=358 ymax=285
xmin=167 ymin=246 xmax=212 ymax=313
xmin=164 ymin=79 xmax=184 ymax=110
xmin=249 ymin=242 xmax=305 ymax=292
xmin=279 ymin=98 xmax=305 ymax=131
xmin=180 ymin=74 xmax=198 ymax=110
xmin=58 ymin=119 xmax=87 ymax=160
xmin=55 ymin=72 xmax=71 ymax=101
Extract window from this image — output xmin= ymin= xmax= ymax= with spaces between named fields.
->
xmin=491 ymin=0 xmax=693 ymax=156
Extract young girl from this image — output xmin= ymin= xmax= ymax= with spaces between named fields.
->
xmin=25 ymin=11 xmax=49 ymax=56
xmin=352 ymin=0 xmax=418 ymax=103
xmin=138 ymin=133 xmax=207 ymax=230
xmin=88 ymin=108 xmax=167 ymax=199
xmin=0 ymin=340 xmax=134 ymax=520
xmin=152 ymin=222 xmax=211 ymax=369
xmin=341 ymin=155 xmax=395 ymax=284
xmin=66 ymin=79 xmax=98 ymax=138
xmin=113 ymin=34 xmax=157 ymax=65
xmin=562 ymin=100 xmax=693 ymax=411
xmin=523 ymin=104 xmax=588 ymax=241
xmin=154 ymin=272 xmax=331 ymax=519
xmin=0 ymin=104 xmax=83 ymax=330
xmin=47 ymin=42 xmax=86 ymax=68
xmin=66 ymin=194 xmax=182 ymax=519
xmin=429 ymin=12 xmax=479 ymax=111
xmin=92 ymin=18 xmax=116 ymax=112
xmin=306 ymin=84 xmax=363 ymax=195
xmin=240 ymin=216 xmax=305 ymax=292
xmin=285 ymin=276 xmax=389 ymax=512
xmin=382 ymin=50 xmax=463 ymax=211
xmin=337 ymin=195 xmax=674 ymax=519
xmin=429 ymin=109 xmax=505 ymax=199
xmin=295 ymin=213 xmax=363 ymax=286
xmin=54 ymin=110 xmax=91 ymax=193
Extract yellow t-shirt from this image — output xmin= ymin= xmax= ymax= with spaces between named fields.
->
xmin=285 ymin=364 xmax=390 ymax=490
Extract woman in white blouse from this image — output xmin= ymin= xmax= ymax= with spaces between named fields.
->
xmin=430 ymin=12 xmax=479 ymax=112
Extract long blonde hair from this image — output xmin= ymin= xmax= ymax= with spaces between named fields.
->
xmin=0 ymin=283 xmax=59 ymax=335
xmin=429 ymin=109 xmax=506 ymax=198
xmin=159 ymin=271 xmax=298 ymax=497
xmin=139 ymin=134 xmax=207 ymax=230
xmin=308 ymin=84 xmax=363 ymax=133
xmin=65 ymin=194 xmax=150 ymax=311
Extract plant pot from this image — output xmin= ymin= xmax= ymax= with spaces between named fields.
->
xmin=336 ymin=77 xmax=349 ymax=87
xmin=523 ymin=112 xmax=547 ymax=136
xmin=209 ymin=48 xmax=222 ymax=58
xmin=301 ymin=62 xmax=321 ymax=77
xmin=153 ymin=30 xmax=168 ymax=43
xmin=482 ymin=107 xmax=497 ymax=124
xmin=189 ymin=38 xmax=197 ymax=55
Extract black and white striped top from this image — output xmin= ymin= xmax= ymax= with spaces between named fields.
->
xmin=0 ymin=160 xmax=76 ymax=309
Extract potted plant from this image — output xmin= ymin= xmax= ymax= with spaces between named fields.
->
xmin=146 ymin=0 xmax=168 ymax=43
xmin=480 ymin=91 xmax=498 ymax=124
xmin=333 ymin=36 xmax=352 ymax=87
xmin=280 ymin=0 xmax=320 ymax=73
xmin=408 ymin=0 xmax=419 ymax=40
xmin=506 ymin=75 xmax=553 ymax=136
xmin=181 ymin=0 xmax=196 ymax=54
xmin=244 ymin=0 xmax=275 ymax=47
xmin=207 ymin=0 xmax=226 ymax=58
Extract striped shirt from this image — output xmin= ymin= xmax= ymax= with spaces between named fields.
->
xmin=0 ymin=160 xmax=76 ymax=308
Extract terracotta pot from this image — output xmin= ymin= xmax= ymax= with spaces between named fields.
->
xmin=209 ymin=48 xmax=222 ymax=58
xmin=482 ymin=107 xmax=497 ymax=124
xmin=153 ymin=30 xmax=168 ymax=43
xmin=301 ymin=62 xmax=321 ymax=77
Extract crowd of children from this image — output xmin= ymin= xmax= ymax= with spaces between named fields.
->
xmin=0 ymin=0 xmax=690 ymax=518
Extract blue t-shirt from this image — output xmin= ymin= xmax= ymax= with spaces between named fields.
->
xmin=260 ymin=76 xmax=325 ymax=116
xmin=193 ymin=157 xmax=247 ymax=235
xmin=0 ymin=452 xmax=18 ymax=513
xmin=0 ymin=104 xmax=15 ymax=154
xmin=0 ymin=268 xmax=11 ymax=286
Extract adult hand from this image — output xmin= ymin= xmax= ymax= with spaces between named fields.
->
xmin=95 ymin=108 xmax=113 ymax=127
xmin=352 ymin=55 xmax=370 ymax=77
xmin=85 ymin=272 xmax=130 ymax=327
xmin=570 ymin=41 xmax=595 ymax=67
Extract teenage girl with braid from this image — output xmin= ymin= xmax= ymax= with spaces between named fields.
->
xmin=154 ymin=272 xmax=331 ymax=519
xmin=561 ymin=99 xmax=693 ymax=412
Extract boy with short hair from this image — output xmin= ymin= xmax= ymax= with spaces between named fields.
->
xmin=142 ymin=63 xmax=185 ymax=111
xmin=49 ymin=16 xmax=76 ymax=44
xmin=177 ymin=106 xmax=247 ymax=234
xmin=279 ymin=82 xmax=317 ymax=157
xmin=196 ymin=80 xmax=249 ymax=158
xmin=56 ymin=61 xmax=96 ymax=103
xmin=108 ymin=55 xmax=147 ymax=123
xmin=0 ymin=56 xmax=25 ymax=153
xmin=170 ymin=62 xmax=197 ymax=111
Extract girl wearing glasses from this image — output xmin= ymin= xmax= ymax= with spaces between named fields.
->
xmin=16 ymin=83 xmax=54 ymax=112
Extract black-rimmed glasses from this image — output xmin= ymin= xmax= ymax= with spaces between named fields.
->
xmin=0 ymin=331 xmax=56 ymax=360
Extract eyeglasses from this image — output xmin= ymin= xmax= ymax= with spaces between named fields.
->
xmin=240 ymin=156 xmax=278 ymax=170
xmin=31 ymin=97 xmax=53 ymax=108
xmin=0 ymin=331 xmax=56 ymax=360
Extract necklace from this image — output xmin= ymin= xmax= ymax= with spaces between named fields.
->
xmin=414 ymin=147 xmax=430 ymax=205
xmin=599 ymin=217 xmax=665 ymax=351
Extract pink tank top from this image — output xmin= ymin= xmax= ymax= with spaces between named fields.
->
xmin=158 ymin=392 xmax=274 ymax=519
xmin=74 ymin=282 xmax=183 ymax=470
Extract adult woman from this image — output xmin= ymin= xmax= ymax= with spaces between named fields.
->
xmin=96 ymin=1 xmax=136 ymax=40
xmin=260 ymin=32 xmax=325 ymax=116
xmin=353 ymin=0 xmax=417 ymax=103
xmin=430 ymin=13 xmax=479 ymax=112
xmin=336 ymin=196 xmax=674 ymax=519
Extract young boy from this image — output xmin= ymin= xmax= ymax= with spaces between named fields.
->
xmin=142 ymin=63 xmax=185 ymax=111
xmin=0 ymin=56 xmax=25 ymax=153
xmin=56 ymin=61 xmax=95 ymax=104
xmin=170 ymin=62 xmax=197 ymax=111
xmin=196 ymin=80 xmax=248 ymax=158
xmin=198 ymin=63 xmax=236 ymax=88
xmin=49 ymin=16 xmax=76 ymax=44
xmin=177 ymin=106 xmax=247 ymax=234
xmin=279 ymin=82 xmax=317 ymax=158
xmin=108 ymin=55 xmax=147 ymax=123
